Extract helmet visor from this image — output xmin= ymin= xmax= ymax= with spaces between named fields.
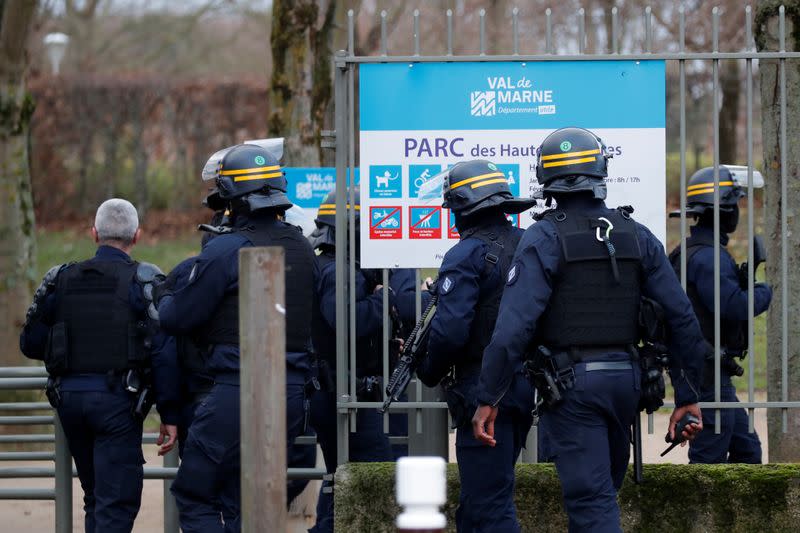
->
xmin=724 ymin=165 xmax=765 ymax=190
xmin=201 ymin=138 xmax=285 ymax=182
xmin=416 ymin=168 xmax=450 ymax=204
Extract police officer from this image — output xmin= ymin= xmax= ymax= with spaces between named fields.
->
xmin=472 ymin=127 xmax=707 ymax=532
xmin=308 ymin=188 xmax=394 ymax=533
xmin=20 ymin=198 xmax=179 ymax=533
xmin=669 ymin=166 xmax=771 ymax=464
xmin=157 ymin=142 xmax=316 ymax=531
xmin=414 ymin=160 xmax=537 ymax=532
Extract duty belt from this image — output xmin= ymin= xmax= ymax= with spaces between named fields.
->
xmin=567 ymin=345 xmax=632 ymax=362
xmin=584 ymin=361 xmax=633 ymax=372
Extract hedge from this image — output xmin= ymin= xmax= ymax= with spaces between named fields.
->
xmin=334 ymin=463 xmax=800 ymax=532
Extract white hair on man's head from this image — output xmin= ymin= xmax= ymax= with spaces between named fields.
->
xmin=94 ymin=198 xmax=139 ymax=245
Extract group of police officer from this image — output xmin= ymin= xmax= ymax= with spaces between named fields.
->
xmin=20 ymin=126 xmax=769 ymax=533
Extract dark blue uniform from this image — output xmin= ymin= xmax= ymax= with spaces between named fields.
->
xmin=164 ymin=257 xmax=215 ymax=458
xmin=309 ymin=252 xmax=394 ymax=533
xmin=20 ymin=246 xmax=180 ymax=533
xmin=477 ymin=198 xmax=706 ymax=533
xmin=417 ymin=221 xmax=535 ymax=533
xmin=159 ymin=215 xmax=313 ymax=532
xmin=683 ymin=225 xmax=771 ymax=464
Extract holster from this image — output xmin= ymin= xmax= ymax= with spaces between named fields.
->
xmin=316 ymin=358 xmax=335 ymax=393
xmin=45 ymin=376 xmax=61 ymax=408
xmin=133 ymin=386 xmax=154 ymax=421
xmin=441 ymin=376 xmax=471 ymax=429
xmin=523 ymin=346 xmax=573 ymax=409
xmin=638 ymin=343 xmax=667 ymax=414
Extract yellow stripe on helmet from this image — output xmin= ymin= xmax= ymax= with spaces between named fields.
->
xmin=540 ymin=148 xmax=601 ymax=161
xmin=687 ymin=180 xmax=734 ymax=191
xmin=232 ymin=172 xmax=284 ymax=182
xmin=686 ymin=188 xmax=718 ymax=197
xmin=449 ymin=171 xmax=505 ymax=190
xmin=541 ymin=156 xmax=597 ymax=169
xmin=471 ymin=178 xmax=508 ymax=189
xmin=317 ymin=210 xmax=336 ymax=215
xmin=221 ymin=165 xmax=281 ymax=176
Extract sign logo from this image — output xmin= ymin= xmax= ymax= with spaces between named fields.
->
xmin=470 ymin=76 xmax=556 ymax=118
xmin=255 ymin=155 xmax=266 ymax=165
xmin=507 ymin=264 xmax=517 ymax=284
xmin=560 ymin=141 xmax=572 ymax=152
xmin=470 ymin=91 xmax=496 ymax=116
xmin=369 ymin=206 xmax=402 ymax=239
xmin=369 ymin=165 xmax=402 ymax=198
xmin=409 ymin=206 xmax=442 ymax=239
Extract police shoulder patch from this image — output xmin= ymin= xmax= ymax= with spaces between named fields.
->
xmin=440 ymin=276 xmax=455 ymax=295
xmin=507 ymin=262 xmax=521 ymax=285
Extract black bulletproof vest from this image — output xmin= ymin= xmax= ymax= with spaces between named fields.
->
xmin=537 ymin=208 xmax=642 ymax=348
xmin=669 ymin=234 xmax=745 ymax=352
xmin=51 ymin=259 xmax=142 ymax=374
xmin=203 ymin=221 xmax=315 ymax=352
xmin=459 ymin=223 xmax=522 ymax=365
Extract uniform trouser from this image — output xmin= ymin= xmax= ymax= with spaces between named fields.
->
xmin=177 ymin=393 xmax=209 ymax=458
xmin=309 ymin=390 xmax=393 ymax=533
xmin=542 ymin=362 xmax=640 ymax=533
xmin=688 ymin=377 xmax=762 ymax=464
xmin=171 ymin=381 xmax=306 ymax=532
xmin=57 ymin=390 xmax=144 ymax=533
xmin=455 ymin=407 xmax=531 ymax=533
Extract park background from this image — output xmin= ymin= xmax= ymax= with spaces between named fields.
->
xmin=1 ymin=0 xmax=798 ymax=531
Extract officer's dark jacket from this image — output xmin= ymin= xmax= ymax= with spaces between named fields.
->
xmin=674 ymin=225 xmax=772 ymax=351
xmin=159 ymin=213 xmax=317 ymax=382
xmin=418 ymin=216 xmax=534 ymax=413
xmin=477 ymin=196 xmax=707 ymax=408
xmin=389 ymin=268 xmax=432 ymax=327
xmin=312 ymin=249 xmax=397 ymax=376
xmin=19 ymin=245 xmax=180 ymax=424
xmin=164 ymin=257 xmax=215 ymax=394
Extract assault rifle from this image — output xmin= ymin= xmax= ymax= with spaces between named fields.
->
xmin=380 ymin=291 xmax=438 ymax=414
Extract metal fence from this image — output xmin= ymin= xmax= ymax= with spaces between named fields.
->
xmin=331 ymin=4 xmax=800 ymax=466
xmin=0 ymin=367 xmax=326 ymax=532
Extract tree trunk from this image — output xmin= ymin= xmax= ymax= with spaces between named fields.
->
xmin=755 ymin=0 xmax=800 ymax=462
xmin=0 ymin=0 xmax=38 ymax=366
xmin=269 ymin=0 xmax=338 ymax=167
xmin=719 ymin=59 xmax=741 ymax=164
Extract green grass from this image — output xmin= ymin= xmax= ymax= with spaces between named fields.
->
xmin=36 ymin=229 xmax=200 ymax=279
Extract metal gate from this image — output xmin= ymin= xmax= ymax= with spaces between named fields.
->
xmin=331 ymin=4 xmax=800 ymax=466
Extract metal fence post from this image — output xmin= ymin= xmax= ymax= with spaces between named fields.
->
xmin=54 ymin=412 xmax=72 ymax=533
xmin=162 ymin=448 xmax=179 ymax=533
xmin=334 ymin=49 xmax=351 ymax=467
xmin=239 ymin=247 xmax=286 ymax=532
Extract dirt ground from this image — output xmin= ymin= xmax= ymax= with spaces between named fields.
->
xmin=0 ymin=403 xmax=768 ymax=532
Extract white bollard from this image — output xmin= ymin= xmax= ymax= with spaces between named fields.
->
xmin=396 ymin=456 xmax=447 ymax=532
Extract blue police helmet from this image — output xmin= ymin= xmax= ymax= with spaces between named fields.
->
xmin=213 ymin=144 xmax=292 ymax=211
xmin=442 ymin=160 xmax=537 ymax=217
xmin=309 ymin=188 xmax=360 ymax=250
xmin=535 ymin=127 xmax=609 ymax=199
